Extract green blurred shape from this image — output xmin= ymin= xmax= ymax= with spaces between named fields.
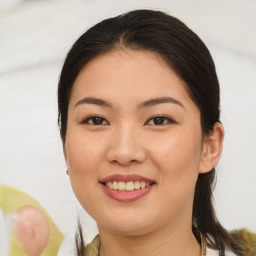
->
xmin=0 ymin=185 xmax=64 ymax=256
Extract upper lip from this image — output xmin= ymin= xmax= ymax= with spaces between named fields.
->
xmin=99 ymin=174 xmax=156 ymax=183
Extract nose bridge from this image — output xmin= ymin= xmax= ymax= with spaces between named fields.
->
xmin=107 ymin=121 xmax=145 ymax=165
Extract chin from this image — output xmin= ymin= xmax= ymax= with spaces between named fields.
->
xmin=97 ymin=215 xmax=156 ymax=236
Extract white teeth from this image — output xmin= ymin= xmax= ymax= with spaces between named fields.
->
xmin=105 ymin=181 xmax=152 ymax=191
xmin=118 ymin=181 xmax=126 ymax=191
xmin=107 ymin=182 xmax=113 ymax=189
xmin=134 ymin=181 xmax=140 ymax=189
xmin=126 ymin=181 xmax=134 ymax=191
xmin=113 ymin=181 xmax=118 ymax=190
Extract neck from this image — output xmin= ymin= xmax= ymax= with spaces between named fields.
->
xmin=98 ymin=223 xmax=201 ymax=256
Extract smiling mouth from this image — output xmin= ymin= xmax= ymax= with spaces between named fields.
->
xmin=101 ymin=181 xmax=155 ymax=191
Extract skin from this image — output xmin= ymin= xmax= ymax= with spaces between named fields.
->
xmin=14 ymin=206 xmax=50 ymax=256
xmin=64 ymin=49 xmax=224 ymax=256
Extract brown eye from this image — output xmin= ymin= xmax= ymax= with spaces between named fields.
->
xmin=146 ymin=116 xmax=175 ymax=125
xmin=82 ymin=116 xmax=109 ymax=125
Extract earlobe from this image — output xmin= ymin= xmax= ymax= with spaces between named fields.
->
xmin=199 ymin=122 xmax=224 ymax=174
xmin=63 ymin=145 xmax=70 ymax=175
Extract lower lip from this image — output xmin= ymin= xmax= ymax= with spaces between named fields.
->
xmin=100 ymin=183 xmax=154 ymax=202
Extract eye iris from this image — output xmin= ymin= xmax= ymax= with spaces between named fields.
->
xmin=93 ymin=117 xmax=104 ymax=125
xmin=153 ymin=117 xmax=165 ymax=125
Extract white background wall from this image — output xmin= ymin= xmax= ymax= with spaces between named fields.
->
xmin=0 ymin=0 xmax=255 ymax=242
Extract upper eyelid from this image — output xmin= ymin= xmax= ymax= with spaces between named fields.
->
xmin=145 ymin=115 xmax=176 ymax=124
xmin=81 ymin=115 xmax=109 ymax=124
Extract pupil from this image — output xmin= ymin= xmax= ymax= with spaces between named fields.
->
xmin=93 ymin=117 xmax=103 ymax=125
xmin=154 ymin=117 xmax=164 ymax=125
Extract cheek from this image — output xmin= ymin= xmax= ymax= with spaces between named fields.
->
xmin=66 ymin=129 xmax=105 ymax=173
xmin=151 ymin=132 xmax=201 ymax=167
xmin=148 ymin=129 xmax=202 ymax=188
xmin=148 ymin=133 xmax=202 ymax=217
xmin=65 ymin=129 xmax=105 ymax=202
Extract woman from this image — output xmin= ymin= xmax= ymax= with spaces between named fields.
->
xmin=58 ymin=9 xmax=246 ymax=256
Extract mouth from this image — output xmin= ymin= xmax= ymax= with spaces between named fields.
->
xmin=99 ymin=174 xmax=156 ymax=202
xmin=101 ymin=181 xmax=154 ymax=191
xmin=99 ymin=174 xmax=156 ymax=191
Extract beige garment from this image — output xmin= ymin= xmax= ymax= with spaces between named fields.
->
xmin=83 ymin=235 xmax=231 ymax=256
xmin=84 ymin=229 xmax=256 ymax=256
xmin=84 ymin=235 xmax=100 ymax=256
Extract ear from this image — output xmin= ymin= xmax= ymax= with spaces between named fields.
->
xmin=199 ymin=122 xmax=224 ymax=173
xmin=63 ymin=145 xmax=70 ymax=175
xmin=63 ymin=143 xmax=69 ymax=166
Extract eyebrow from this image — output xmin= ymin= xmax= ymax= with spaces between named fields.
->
xmin=74 ymin=97 xmax=112 ymax=109
xmin=74 ymin=96 xmax=184 ymax=109
xmin=138 ymin=97 xmax=184 ymax=109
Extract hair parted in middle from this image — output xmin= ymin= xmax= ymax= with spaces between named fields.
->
xmin=58 ymin=9 xmax=244 ymax=256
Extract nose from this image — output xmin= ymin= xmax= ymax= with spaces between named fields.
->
xmin=106 ymin=124 xmax=146 ymax=166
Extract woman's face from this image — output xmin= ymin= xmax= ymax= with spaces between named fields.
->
xmin=64 ymin=50 xmax=211 ymax=236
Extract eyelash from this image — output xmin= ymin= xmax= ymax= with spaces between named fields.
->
xmin=146 ymin=115 xmax=175 ymax=126
xmin=81 ymin=115 xmax=175 ymax=126
xmin=81 ymin=116 xmax=109 ymax=125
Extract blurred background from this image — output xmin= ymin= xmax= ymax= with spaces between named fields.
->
xmin=0 ymin=0 xmax=255 ymax=249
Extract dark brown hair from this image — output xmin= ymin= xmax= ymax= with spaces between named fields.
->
xmin=58 ymin=9 xmax=244 ymax=256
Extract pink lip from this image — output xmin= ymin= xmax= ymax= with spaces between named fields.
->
xmin=100 ymin=183 xmax=154 ymax=202
xmin=100 ymin=174 xmax=155 ymax=183
xmin=99 ymin=174 xmax=156 ymax=202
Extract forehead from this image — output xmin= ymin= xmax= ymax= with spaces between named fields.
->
xmin=69 ymin=49 xmax=193 ymax=108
